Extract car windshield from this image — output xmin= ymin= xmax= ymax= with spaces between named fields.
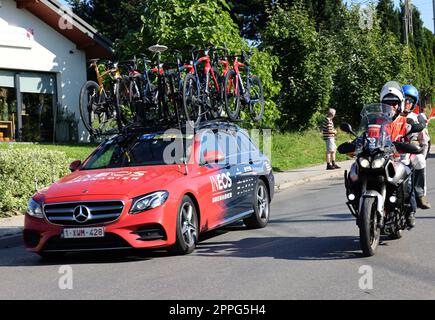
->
xmin=82 ymin=132 xmax=194 ymax=170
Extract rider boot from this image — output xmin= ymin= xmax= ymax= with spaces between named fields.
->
xmin=417 ymin=196 xmax=431 ymax=209
xmin=332 ymin=161 xmax=341 ymax=169
xmin=414 ymin=168 xmax=431 ymax=209
xmin=407 ymin=211 xmax=416 ymax=229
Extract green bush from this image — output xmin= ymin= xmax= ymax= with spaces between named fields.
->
xmin=0 ymin=148 xmax=70 ymax=216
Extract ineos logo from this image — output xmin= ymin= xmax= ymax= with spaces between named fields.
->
xmin=73 ymin=205 xmax=91 ymax=223
xmin=210 ymin=172 xmax=233 ymax=192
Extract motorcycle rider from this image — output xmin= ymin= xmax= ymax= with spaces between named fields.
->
xmin=380 ymin=81 xmax=418 ymax=227
xmin=402 ymin=84 xmax=431 ymax=211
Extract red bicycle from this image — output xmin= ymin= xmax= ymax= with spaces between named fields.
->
xmin=182 ymin=46 xmax=227 ymax=126
xmin=224 ymin=51 xmax=264 ymax=122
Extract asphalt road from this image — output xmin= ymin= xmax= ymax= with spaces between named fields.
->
xmin=2 ymin=158 xmax=435 ymax=300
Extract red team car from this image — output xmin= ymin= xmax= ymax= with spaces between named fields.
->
xmin=24 ymin=122 xmax=274 ymax=257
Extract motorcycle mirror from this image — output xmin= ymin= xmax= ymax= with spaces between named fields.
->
xmin=394 ymin=142 xmax=422 ymax=154
xmin=340 ymin=123 xmax=357 ymax=137
xmin=409 ymin=123 xmax=425 ymax=134
xmin=337 ymin=142 xmax=356 ymax=155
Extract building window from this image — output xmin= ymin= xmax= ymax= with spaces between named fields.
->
xmin=0 ymin=69 xmax=57 ymax=143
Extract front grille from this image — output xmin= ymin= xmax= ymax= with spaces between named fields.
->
xmin=43 ymin=201 xmax=124 ymax=226
xmin=43 ymin=233 xmax=132 ymax=252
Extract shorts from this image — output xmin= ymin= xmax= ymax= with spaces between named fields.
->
xmin=325 ymin=137 xmax=337 ymax=153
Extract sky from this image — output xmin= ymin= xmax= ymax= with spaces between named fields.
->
xmin=59 ymin=0 xmax=434 ymax=33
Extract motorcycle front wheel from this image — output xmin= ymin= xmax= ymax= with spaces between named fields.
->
xmin=359 ymin=197 xmax=380 ymax=256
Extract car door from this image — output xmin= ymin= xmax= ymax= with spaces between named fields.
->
xmin=234 ymin=129 xmax=260 ymax=213
xmin=194 ymin=129 xmax=228 ymax=229
xmin=215 ymin=129 xmax=240 ymax=220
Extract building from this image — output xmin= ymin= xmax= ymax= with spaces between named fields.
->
xmin=0 ymin=0 xmax=113 ymax=143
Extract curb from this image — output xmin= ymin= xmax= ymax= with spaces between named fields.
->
xmin=274 ymin=168 xmax=347 ymax=192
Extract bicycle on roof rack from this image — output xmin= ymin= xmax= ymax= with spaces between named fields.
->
xmin=182 ymin=45 xmax=227 ymax=127
xmin=124 ymin=45 xmax=180 ymax=128
xmin=224 ymin=50 xmax=264 ymax=122
xmin=79 ymin=59 xmax=126 ymax=136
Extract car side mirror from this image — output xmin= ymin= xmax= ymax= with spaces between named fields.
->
xmin=340 ymin=123 xmax=357 ymax=137
xmin=203 ymin=150 xmax=225 ymax=164
xmin=69 ymin=160 xmax=82 ymax=172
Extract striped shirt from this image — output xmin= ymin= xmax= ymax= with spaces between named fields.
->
xmin=322 ymin=117 xmax=335 ymax=140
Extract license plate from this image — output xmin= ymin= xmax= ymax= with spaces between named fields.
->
xmin=62 ymin=227 xmax=105 ymax=239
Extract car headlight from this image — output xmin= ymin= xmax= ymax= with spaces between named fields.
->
xmin=371 ymin=156 xmax=386 ymax=169
xmin=27 ymin=199 xmax=44 ymax=219
xmin=130 ymin=191 xmax=169 ymax=214
xmin=359 ymin=157 xmax=370 ymax=168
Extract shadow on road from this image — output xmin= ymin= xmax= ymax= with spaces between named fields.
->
xmin=195 ymin=235 xmax=364 ymax=260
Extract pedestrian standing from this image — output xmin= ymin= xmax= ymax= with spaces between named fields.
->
xmin=323 ymin=108 xmax=340 ymax=170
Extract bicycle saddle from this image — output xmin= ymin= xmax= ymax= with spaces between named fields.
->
xmin=148 ymin=44 xmax=168 ymax=53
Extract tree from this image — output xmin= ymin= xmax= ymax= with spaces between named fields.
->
xmin=332 ymin=5 xmax=406 ymax=125
xmin=262 ymin=1 xmax=338 ymax=130
xmin=68 ymin=0 xmax=144 ymax=44
xmin=376 ymin=0 xmax=401 ymax=36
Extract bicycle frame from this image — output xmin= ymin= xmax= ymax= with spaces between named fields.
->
xmin=90 ymin=61 xmax=121 ymax=94
xmin=231 ymin=56 xmax=250 ymax=97
xmin=194 ymin=50 xmax=220 ymax=96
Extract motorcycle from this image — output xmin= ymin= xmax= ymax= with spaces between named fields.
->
xmin=338 ymin=104 xmax=424 ymax=256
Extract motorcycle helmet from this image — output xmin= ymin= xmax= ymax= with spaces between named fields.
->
xmin=380 ymin=81 xmax=404 ymax=116
xmin=402 ymin=84 xmax=419 ymax=113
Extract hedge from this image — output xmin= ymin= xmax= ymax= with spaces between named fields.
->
xmin=0 ymin=148 xmax=71 ymax=217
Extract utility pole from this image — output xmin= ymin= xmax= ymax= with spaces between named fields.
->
xmin=403 ymin=0 xmax=413 ymax=46
xmin=433 ymin=0 xmax=435 ymax=34
xmin=403 ymin=0 xmax=409 ymax=45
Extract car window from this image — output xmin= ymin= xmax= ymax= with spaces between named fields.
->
xmin=236 ymin=130 xmax=260 ymax=163
xmin=199 ymin=130 xmax=222 ymax=164
xmin=217 ymin=131 xmax=238 ymax=165
xmin=83 ymin=133 xmax=192 ymax=169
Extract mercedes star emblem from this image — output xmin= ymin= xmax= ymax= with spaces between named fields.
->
xmin=73 ymin=205 xmax=91 ymax=223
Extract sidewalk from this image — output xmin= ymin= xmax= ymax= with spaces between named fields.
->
xmin=0 ymin=159 xmax=354 ymax=242
xmin=0 ymin=215 xmax=24 ymax=246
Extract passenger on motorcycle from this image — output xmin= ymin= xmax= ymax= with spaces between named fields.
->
xmin=402 ymin=84 xmax=431 ymax=210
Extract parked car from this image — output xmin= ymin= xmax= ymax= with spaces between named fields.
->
xmin=24 ymin=121 xmax=274 ymax=257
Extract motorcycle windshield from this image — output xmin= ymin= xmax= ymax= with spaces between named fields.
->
xmin=358 ymin=104 xmax=394 ymax=153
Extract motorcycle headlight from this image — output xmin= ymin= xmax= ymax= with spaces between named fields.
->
xmin=371 ymin=156 xmax=386 ymax=169
xmin=359 ymin=157 xmax=370 ymax=168
xmin=130 ymin=191 xmax=169 ymax=214
xmin=27 ymin=199 xmax=44 ymax=219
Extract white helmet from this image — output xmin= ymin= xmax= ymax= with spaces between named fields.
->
xmin=380 ymin=81 xmax=404 ymax=114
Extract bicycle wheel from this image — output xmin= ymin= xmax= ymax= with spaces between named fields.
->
xmin=115 ymin=77 xmax=134 ymax=125
xmin=224 ymin=70 xmax=240 ymax=121
xmin=163 ymin=72 xmax=180 ymax=124
xmin=248 ymin=75 xmax=264 ymax=122
xmin=114 ymin=79 xmax=130 ymax=130
xmin=207 ymin=68 xmax=223 ymax=119
xmin=183 ymin=73 xmax=201 ymax=127
xmin=79 ymin=81 xmax=108 ymax=134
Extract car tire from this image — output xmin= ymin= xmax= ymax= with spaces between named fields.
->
xmin=244 ymin=179 xmax=270 ymax=229
xmin=170 ymin=196 xmax=199 ymax=255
